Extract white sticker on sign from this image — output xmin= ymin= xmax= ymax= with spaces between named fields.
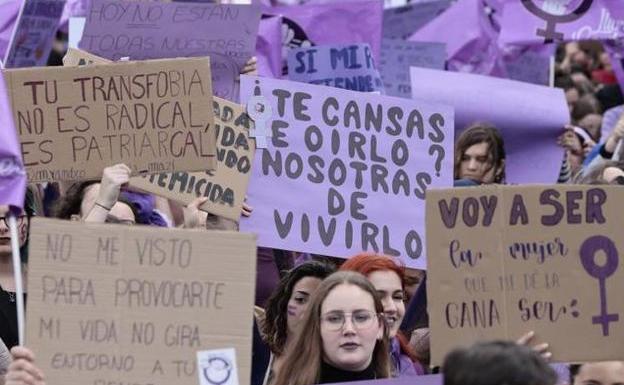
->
xmin=197 ymin=348 xmax=239 ymax=385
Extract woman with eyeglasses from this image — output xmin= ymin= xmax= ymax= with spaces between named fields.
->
xmin=271 ymin=271 xmax=390 ymax=385
xmin=0 ymin=188 xmax=36 ymax=353
xmin=340 ymin=253 xmax=425 ymax=376
xmin=259 ymin=261 xmax=335 ymax=385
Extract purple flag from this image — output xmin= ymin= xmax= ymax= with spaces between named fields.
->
xmin=261 ymin=0 xmax=383 ymax=75
xmin=0 ymin=72 xmax=26 ymax=209
xmin=382 ymin=0 xmax=453 ymax=39
xmin=379 ymin=39 xmax=446 ymax=98
xmin=409 ymin=0 xmax=506 ymax=77
xmin=240 ymin=75 xmax=453 ymax=269
xmin=287 ymin=43 xmax=384 ymax=93
xmin=604 ymin=40 xmax=624 ymax=95
xmin=256 ymin=15 xmax=282 ymax=78
xmin=410 ymin=68 xmax=569 ymax=184
xmin=59 ymin=0 xmax=90 ymax=33
xmin=499 ymin=0 xmax=624 ymax=45
xmin=4 ymin=0 xmax=66 ymax=68
xmin=504 ymin=48 xmax=551 ymax=86
xmin=0 ymin=0 xmax=22 ymax=62
xmin=79 ymin=0 xmax=261 ymax=101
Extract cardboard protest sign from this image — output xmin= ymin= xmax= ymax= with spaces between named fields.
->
xmin=26 ymin=218 xmax=257 ymax=385
xmin=3 ymin=0 xmax=66 ymax=68
xmin=410 ymin=67 xmax=569 ymax=184
xmin=62 ymin=47 xmax=112 ymax=66
xmin=499 ymin=0 xmax=624 ymax=45
xmin=426 ymin=185 xmax=624 ymax=364
xmin=240 ymin=75 xmax=453 ymax=269
xmin=287 ymin=43 xmax=384 ymax=93
xmin=4 ymin=57 xmax=216 ymax=183
xmin=129 ymin=97 xmax=255 ymax=222
xmin=79 ymin=0 xmax=261 ymax=101
xmin=379 ymin=39 xmax=446 ymax=99
xmin=382 ymin=0 xmax=453 ymax=40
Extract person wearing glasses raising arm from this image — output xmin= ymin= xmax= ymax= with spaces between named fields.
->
xmin=271 ymin=271 xmax=391 ymax=385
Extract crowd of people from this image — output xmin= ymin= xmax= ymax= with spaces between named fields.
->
xmin=1 ymin=1 xmax=624 ymax=385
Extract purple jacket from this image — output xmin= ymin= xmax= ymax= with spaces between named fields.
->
xmin=390 ymin=337 xmax=424 ymax=377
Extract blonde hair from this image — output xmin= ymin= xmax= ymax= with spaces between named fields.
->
xmin=271 ymin=271 xmax=391 ymax=385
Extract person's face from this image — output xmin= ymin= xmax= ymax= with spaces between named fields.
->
xmin=403 ymin=268 xmax=424 ymax=305
xmin=367 ymin=270 xmax=405 ymax=338
xmin=566 ymin=88 xmax=580 ymax=112
xmin=0 ymin=205 xmax=29 ymax=255
xmin=286 ymin=276 xmax=322 ymax=335
xmin=459 ymin=142 xmax=501 ymax=184
xmin=80 ymin=184 xmax=136 ymax=224
xmin=320 ymin=284 xmax=383 ymax=372
xmin=578 ymin=113 xmax=603 ymax=142
xmin=573 ymin=361 xmax=624 ymax=385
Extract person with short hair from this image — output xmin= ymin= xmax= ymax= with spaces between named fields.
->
xmin=442 ymin=341 xmax=557 ymax=385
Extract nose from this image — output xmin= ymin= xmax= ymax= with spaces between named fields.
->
xmin=342 ymin=316 xmax=356 ymax=335
xmin=467 ymin=158 xmax=479 ymax=171
xmin=382 ymin=296 xmax=397 ymax=315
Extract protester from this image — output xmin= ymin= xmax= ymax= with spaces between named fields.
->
xmin=442 ymin=341 xmax=557 ymax=385
xmin=271 ymin=271 xmax=390 ymax=385
xmin=454 ymin=123 xmax=506 ymax=185
xmin=340 ymin=253 xmax=425 ymax=376
xmin=260 ymin=261 xmax=335 ymax=385
xmin=570 ymin=361 xmax=624 ymax=385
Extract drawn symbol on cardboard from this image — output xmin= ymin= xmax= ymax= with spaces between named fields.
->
xmin=246 ymin=94 xmax=272 ymax=150
xmin=580 ymin=235 xmax=620 ymax=336
xmin=521 ymin=0 xmax=593 ymax=43
xmin=201 ymin=356 xmax=232 ymax=385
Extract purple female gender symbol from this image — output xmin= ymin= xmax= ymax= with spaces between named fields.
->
xmin=521 ymin=0 xmax=594 ymax=43
xmin=579 ymin=235 xmax=619 ymax=336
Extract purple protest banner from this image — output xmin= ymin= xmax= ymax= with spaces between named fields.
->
xmin=410 ymin=67 xmax=569 ymax=184
xmin=79 ymin=0 xmax=261 ymax=101
xmin=379 ymin=39 xmax=446 ymax=98
xmin=0 ymin=0 xmax=22 ymax=63
xmin=261 ymin=0 xmax=383 ymax=75
xmin=4 ymin=0 xmax=66 ymax=68
xmin=382 ymin=0 xmax=453 ymax=39
xmin=326 ymin=374 xmax=443 ymax=385
xmin=409 ymin=0 xmax=506 ymax=77
xmin=240 ymin=75 xmax=453 ymax=269
xmin=0 ymin=72 xmax=26 ymax=209
xmin=499 ymin=0 xmax=624 ymax=45
xmin=287 ymin=43 xmax=385 ymax=93
xmin=257 ymin=15 xmax=282 ymax=79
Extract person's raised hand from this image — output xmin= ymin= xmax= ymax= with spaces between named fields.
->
xmin=183 ymin=197 xmax=209 ymax=229
xmin=5 ymin=347 xmax=45 ymax=385
xmin=242 ymin=196 xmax=253 ymax=217
xmin=241 ymin=56 xmax=258 ymax=76
xmin=516 ymin=331 xmax=552 ymax=361
xmin=96 ymin=164 xmax=132 ymax=210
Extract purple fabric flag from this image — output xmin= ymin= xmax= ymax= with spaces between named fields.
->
xmin=410 ymin=67 xmax=569 ymax=184
xmin=382 ymin=0 xmax=453 ymax=40
xmin=0 ymin=0 xmax=22 ymax=62
xmin=260 ymin=0 xmax=383 ymax=74
xmin=256 ymin=15 xmax=282 ymax=78
xmin=79 ymin=0 xmax=261 ymax=101
xmin=325 ymin=375 xmax=443 ymax=385
xmin=0 ymin=73 xmax=26 ymax=209
xmin=604 ymin=40 xmax=624 ymax=95
xmin=409 ymin=0 xmax=506 ymax=77
xmin=287 ymin=43 xmax=384 ymax=93
xmin=504 ymin=48 xmax=551 ymax=86
xmin=240 ymin=75 xmax=453 ymax=269
xmin=4 ymin=0 xmax=66 ymax=68
xmin=499 ymin=0 xmax=624 ymax=45
xmin=59 ymin=0 xmax=90 ymax=33
xmin=379 ymin=39 xmax=446 ymax=98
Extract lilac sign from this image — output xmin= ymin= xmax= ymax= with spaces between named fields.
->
xmin=379 ymin=39 xmax=446 ymax=98
xmin=79 ymin=0 xmax=261 ymax=101
xmin=4 ymin=0 xmax=66 ymax=68
xmin=504 ymin=49 xmax=551 ymax=86
xmin=240 ymin=76 xmax=453 ymax=269
xmin=0 ymin=73 xmax=26 ymax=209
xmin=0 ymin=0 xmax=22 ymax=62
xmin=410 ymin=67 xmax=569 ymax=184
xmin=499 ymin=1 xmax=624 ymax=45
xmin=287 ymin=43 xmax=384 ymax=93
xmin=256 ymin=15 xmax=282 ymax=79
xmin=382 ymin=0 xmax=453 ymax=39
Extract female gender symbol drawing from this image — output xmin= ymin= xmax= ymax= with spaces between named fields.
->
xmin=580 ymin=235 xmax=620 ymax=336
xmin=521 ymin=0 xmax=594 ymax=43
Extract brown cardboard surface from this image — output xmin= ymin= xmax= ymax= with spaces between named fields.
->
xmin=26 ymin=218 xmax=256 ymax=385
xmin=4 ymin=57 xmax=216 ymax=183
xmin=62 ymin=48 xmax=111 ymax=66
xmin=426 ymin=185 xmax=624 ymax=364
xmin=129 ymin=97 xmax=255 ymax=222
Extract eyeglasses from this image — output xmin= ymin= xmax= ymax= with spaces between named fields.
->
xmin=321 ymin=310 xmax=379 ymax=332
xmin=0 ymin=215 xmax=27 ymax=227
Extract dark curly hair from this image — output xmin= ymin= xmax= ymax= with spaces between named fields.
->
xmin=262 ymin=261 xmax=334 ymax=355
xmin=52 ymin=181 xmax=138 ymax=221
